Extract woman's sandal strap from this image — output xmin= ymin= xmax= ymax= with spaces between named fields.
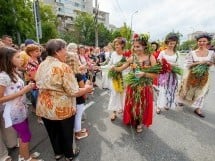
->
xmin=2 ymin=156 xmax=12 ymax=161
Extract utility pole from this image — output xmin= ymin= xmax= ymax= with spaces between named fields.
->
xmin=95 ymin=0 xmax=99 ymax=47
xmin=130 ymin=10 xmax=138 ymax=40
xmin=33 ymin=0 xmax=42 ymax=43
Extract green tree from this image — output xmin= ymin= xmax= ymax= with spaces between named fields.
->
xmin=180 ymin=40 xmax=196 ymax=50
xmin=211 ymin=39 xmax=215 ymax=46
xmin=64 ymin=12 xmax=113 ymax=47
xmin=39 ymin=2 xmax=58 ymax=44
xmin=111 ymin=29 xmax=122 ymax=40
xmin=72 ymin=12 xmax=95 ymax=45
xmin=119 ymin=23 xmax=131 ymax=41
xmin=0 ymin=0 xmax=35 ymax=43
xmin=97 ymin=23 xmax=112 ymax=47
xmin=0 ymin=0 xmax=59 ymax=44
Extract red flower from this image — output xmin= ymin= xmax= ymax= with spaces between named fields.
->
xmin=123 ymin=50 xmax=132 ymax=57
xmin=160 ymin=58 xmax=172 ymax=73
xmin=133 ymin=33 xmax=139 ymax=39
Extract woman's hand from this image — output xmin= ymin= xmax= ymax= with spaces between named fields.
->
xmin=84 ymin=84 xmax=93 ymax=93
xmin=135 ymin=71 xmax=145 ymax=78
xmin=110 ymin=65 xmax=115 ymax=71
xmin=201 ymin=61 xmax=213 ymax=66
xmin=170 ymin=63 xmax=178 ymax=66
xmin=20 ymin=82 xmax=35 ymax=95
xmin=72 ymin=107 xmax=77 ymax=114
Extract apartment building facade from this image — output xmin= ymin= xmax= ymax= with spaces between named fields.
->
xmin=42 ymin=0 xmax=110 ymax=31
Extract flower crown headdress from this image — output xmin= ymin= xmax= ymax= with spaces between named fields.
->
xmin=132 ymin=33 xmax=150 ymax=45
xmin=132 ymin=33 xmax=152 ymax=55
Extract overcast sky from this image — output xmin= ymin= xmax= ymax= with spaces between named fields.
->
xmin=95 ymin=0 xmax=215 ymax=41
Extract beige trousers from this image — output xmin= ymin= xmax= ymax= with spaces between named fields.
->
xmin=0 ymin=111 xmax=17 ymax=159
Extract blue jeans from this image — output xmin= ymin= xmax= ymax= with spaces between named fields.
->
xmin=31 ymin=89 xmax=38 ymax=108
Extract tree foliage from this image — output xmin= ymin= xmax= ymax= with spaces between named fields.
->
xmin=119 ymin=23 xmax=132 ymax=41
xmin=179 ymin=40 xmax=196 ymax=50
xmin=39 ymin=3 xmax=58 ymax=44
xmin=0 ymin=0 xmax=58 ymax=44
xmin=61 ymin=12 xmax=113 ymax=47
xmin=73 ymin=12 xmax=95 ymax=45
xmin=97 ymin=23 xmax=112 ymax=47
xmin=111 ymin=29 xmax=122 ymax=40
xmin=0 ymin=0 xmax=35 ymax=43
xmin=211 ymin=39 xmax=215 ymax=46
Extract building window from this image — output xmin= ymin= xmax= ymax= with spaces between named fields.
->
xmin=74 ymin=2 xmax=80 ymax=7
xmin=83 ymin=5 xmax=85 ymax=8
xmin=58 ymin=7 xmax=64 ymax=12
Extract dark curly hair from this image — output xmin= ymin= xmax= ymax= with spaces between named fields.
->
xmin=0 ymin=47 xmax=19 ymax=83
xmin=195 ymin=33 xmax=212 ymax=42
xmin=151 ymin=41 xmax=160 ymax=51
xmin=165 ymin=33 xmax=179 ymax=51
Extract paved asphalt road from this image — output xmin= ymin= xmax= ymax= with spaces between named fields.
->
xmin=10 ymin=66 xmax=215 ymax=161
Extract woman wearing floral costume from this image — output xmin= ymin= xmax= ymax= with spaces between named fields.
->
xmin=156 ymin=33 xmax=180 ymax=114
xmin=107 ymin=37 xmax=127 ymax=121
xmin=113 ymin=34 xmax=157 ymax=132
xmin=178 ymin=33 xmax=215 ymax=117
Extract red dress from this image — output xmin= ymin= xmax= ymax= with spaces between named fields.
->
xmin=123 ymin=57 xmax=153 ymax=127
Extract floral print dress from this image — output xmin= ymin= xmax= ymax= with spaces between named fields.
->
xmin=0 ymin=72 xmax=27 ymax=128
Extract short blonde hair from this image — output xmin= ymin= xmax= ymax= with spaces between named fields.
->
xmin=67 ymin=43 xmax=78 ymax=52
xmin=25 ymin=44 xmax=40 ymax=55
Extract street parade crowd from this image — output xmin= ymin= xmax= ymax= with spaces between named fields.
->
xmin=0 ymin=32 xmax=215 ymax=161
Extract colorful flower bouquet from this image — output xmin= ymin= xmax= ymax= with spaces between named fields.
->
xmin=108 ymin=57 xmax=126 ymax=92
xmin=160 ymin=58 xmax=183 ymax=75
xmin=187 ymin=64 xmax=209 ymax=89
xmin=124 ymin=63 xmax=162 ymax=88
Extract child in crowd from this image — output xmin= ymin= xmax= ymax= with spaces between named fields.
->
xmin=0 ymin=47 xmax=42 ymax=161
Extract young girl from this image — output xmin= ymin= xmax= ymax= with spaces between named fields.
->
xmin=0 ymin=47 xmax=42 ymax=161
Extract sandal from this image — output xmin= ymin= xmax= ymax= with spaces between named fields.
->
xmin=164 ymin=107 xmax=169 ymax=110
xmin=136 ymin=125 xmax=143 ymax=133
xmin=118 ymin=109 xmax=123 ymax=114
xmin=65 ymin=148 xmax=80 ymax=161
xmin=55 ymin=154 xmax=64 ymax=160
xmin=75 ymin=131 xmax=88 ymax=140
xmin=177 ymin=103 xmax=184 ymax=107
xmin=80 ymin=128 xmax=87 ymax=133
xmin=18 ymin=153 xmax=40 ymax=161
xmin=194 ymin=109 xmax=205 ymax=118
xmin=110 ymin=112 xmax=117 ymax=121
xmin=25 ymin=157 xmax=44 ymax=161
xmin=156 ymin=108 xmax=161 ymax=114
xmin=2 ymin=156 xmax=12 ymax=161
xmin=31 ymin=152 xmax=40 ymax=158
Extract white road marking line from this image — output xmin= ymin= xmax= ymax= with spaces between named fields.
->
xmin=84 ymin=101 xmax=95 ymax=110
xmin=100 ymin=91 xmax=109 ymax=96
